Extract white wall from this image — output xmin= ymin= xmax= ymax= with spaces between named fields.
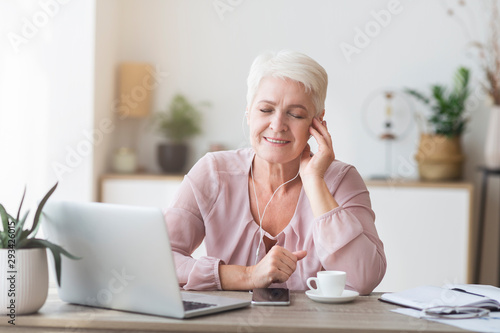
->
xmin=94 ymin=0 xmax=120 ymax=200
xmin=0 ymin=0 xmax=95 ymax=214
xmin=113 ymin=0 xmax=489 ymax=177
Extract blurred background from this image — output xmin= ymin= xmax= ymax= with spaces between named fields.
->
xmin=1 ymin=0 xmax=499 ymax=289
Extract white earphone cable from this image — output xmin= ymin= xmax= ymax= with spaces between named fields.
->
xmin=250 ymin=161 xmax=300 ymax=265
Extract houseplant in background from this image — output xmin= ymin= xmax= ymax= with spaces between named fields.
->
xmin=0 ymin=183 xmax=79 ymax=316
xmin=154 ymin=94 xmax=206 ymax=173
xmin=405 ymin=66 xmax=471 ymax=181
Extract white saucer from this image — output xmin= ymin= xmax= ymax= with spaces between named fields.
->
xmin=305 ymin=289 xmax=359 ymax=303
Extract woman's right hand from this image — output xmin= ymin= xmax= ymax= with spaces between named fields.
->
xmin=246 ymin=246 xmax=307 ymax=288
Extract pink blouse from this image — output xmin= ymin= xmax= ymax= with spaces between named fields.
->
xmin=164 ymin=148 xmax=386 ymax=295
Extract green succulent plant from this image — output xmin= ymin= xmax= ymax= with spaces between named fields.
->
xmin=155 ymin=94 xmax=206 ymax=143
xmin=0 ymin=183 xmax=79 ymax=286
xmin=405 ymin=67 xmax=471 ymax=138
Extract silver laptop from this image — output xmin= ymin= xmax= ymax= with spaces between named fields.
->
xmin=41 ymin=200 xmax=250 ymax=319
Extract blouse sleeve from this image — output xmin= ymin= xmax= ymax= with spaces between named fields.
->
xmin=164 ymin=154 xmax=224 ymax=290
xmin=312 ymin=164 xmax=387 ymax=295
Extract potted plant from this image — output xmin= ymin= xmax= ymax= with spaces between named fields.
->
xmin=154 ymin=94 xmax=206 ymax=173
xmin=405 ymin=66 xmax=471 ymax=181
xmin=0 ymin=183 xmax=79 ymax=316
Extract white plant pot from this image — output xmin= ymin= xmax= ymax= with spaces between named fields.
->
xmin=0 ymin=248 xmax=49 ymax=315
xmin=485 ymin=105 xmax=500 ymax=169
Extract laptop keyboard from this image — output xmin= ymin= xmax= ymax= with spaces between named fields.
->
xmin=183 ymin=300 xmax=217 ymax=311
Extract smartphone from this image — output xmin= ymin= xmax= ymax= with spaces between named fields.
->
xmin=251 ymin=288 xmax=290 ymax=306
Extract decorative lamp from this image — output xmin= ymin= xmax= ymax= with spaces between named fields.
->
xmin=361 ymin=89 xmax=413 ymax=179
xmin=117 ymin=62 xmax=153 ymax=118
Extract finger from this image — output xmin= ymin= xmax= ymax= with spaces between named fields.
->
xmin=271 ymin=269 xmax=291 ymax=284
xmin=265 ymin=255 xmax=294 ymax=277
xmin=316 ymin=120 xmax=335 ymax=160
xmin=252 ymin=263 xmax=287 ymax=288
xmin=278 ymin=252 xmax=299 ymax=274
xmin=265 ymin=247 xmax=294 ymax=274
xmin=311 ymin=119 xmax=334 ymax=150
xmin=313 ymin=120 xmax=333 ymax=146
xmin=292 ymin=250 xmax=307 ymax=261
xmin=313 ymin=117 xmax=328 ymax=133
xmin=313 ymin=118 xmax=332 ymax=140
xmin=278 ymin=246 xmax=298 ymax=263
xmin=309 ymin=126 xmax=331 ymax=150
xmin=276 ymin=261 xmax=294 ymax=277
xmin=267 ymin=246 xmax=295 ymax=274
xmin=272 ymin=247 xmax=303 ymax=275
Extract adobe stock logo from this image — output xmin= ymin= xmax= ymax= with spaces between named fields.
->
xmin=213 ymin=0 xmax=244 ymax=21
xmin=86 ymin=268 xmax=135 ymax=307
xmin=339 ymin=0 xmax=403 ymax=63
xmin=7 ymin=0 xmax=72 ymax=54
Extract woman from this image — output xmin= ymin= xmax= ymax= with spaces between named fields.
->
xmin=165 ymin=50 xmax=386 ymax=295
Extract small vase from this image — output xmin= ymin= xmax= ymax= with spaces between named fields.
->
xmin=484 ymin=105 xmax=500 ymax=169
xmin=0 ymin=248 xmax=49 ymax=315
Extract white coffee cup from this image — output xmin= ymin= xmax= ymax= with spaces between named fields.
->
xmin=306 ymin=271 xmax=346 ymax=297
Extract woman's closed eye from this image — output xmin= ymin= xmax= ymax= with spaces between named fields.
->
xmin=289 ymin=112 xmax=304 ymax=119
xmin=258 ymin=108 xmax=306 ymax=119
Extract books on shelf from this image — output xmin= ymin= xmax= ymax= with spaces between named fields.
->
xmin=379 ymin=284 xmax=500 ymax=310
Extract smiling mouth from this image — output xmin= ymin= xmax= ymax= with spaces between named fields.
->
xmin=265 ymin=137 xmax=290 ymax=144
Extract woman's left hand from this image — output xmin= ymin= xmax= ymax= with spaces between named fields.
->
xmin=300 ymin=118 xmax=335 ymax=183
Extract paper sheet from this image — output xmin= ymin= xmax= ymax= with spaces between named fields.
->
xmin=393 ymin=308 xmax=500 ymax=332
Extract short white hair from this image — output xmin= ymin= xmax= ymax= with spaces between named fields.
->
xmin=246 ymin=50 xmax=328 ymax=116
